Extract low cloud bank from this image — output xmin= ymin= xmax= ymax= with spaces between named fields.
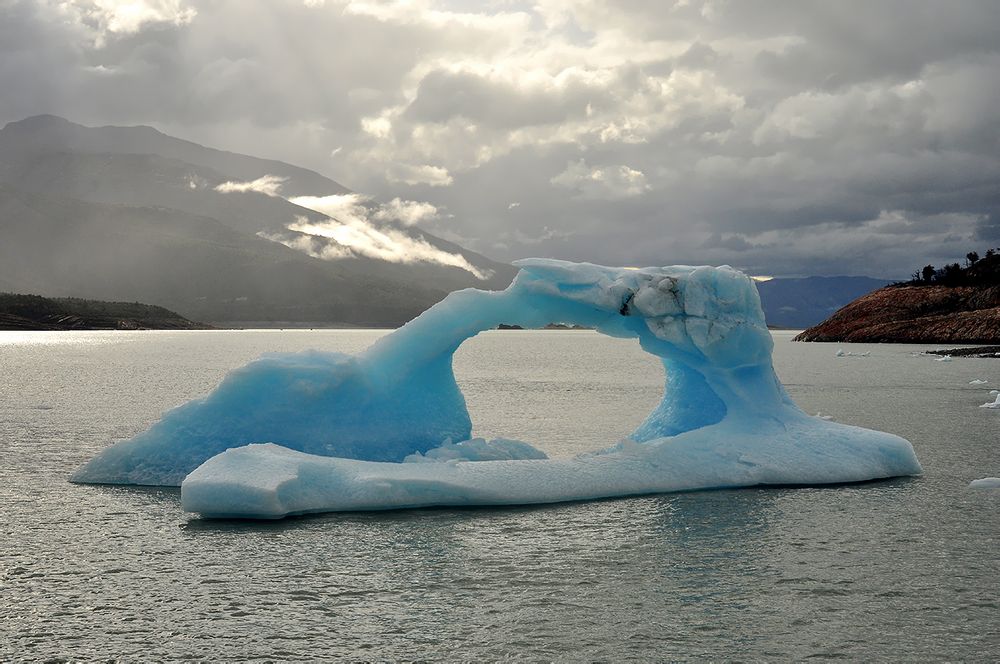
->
xmin=270 ymin=194 xmax=492 ymax=279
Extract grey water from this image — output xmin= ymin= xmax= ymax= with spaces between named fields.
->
xmin=1 ymin=329 xmax=998 ymax=661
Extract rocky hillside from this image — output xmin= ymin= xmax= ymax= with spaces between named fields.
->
xmin=0 ymin=293 xmax=211 ymax=330
xmin=794 ymin=284 xmax=1000 ymax=343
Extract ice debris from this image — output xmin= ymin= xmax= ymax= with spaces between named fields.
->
xmin=969 ymin=477 xmax=1000 ymax=489
xmin=936 ymin=355 xmax=953 ymax=362
xmin=970 ymin=379 xmax=988 ymax=385
xmin=72 ymin=259 xmax=923 ymax=518
xmin=980 ymin=394 xmax=1000 ymax=409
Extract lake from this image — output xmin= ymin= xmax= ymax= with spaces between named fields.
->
xmin=1 ymin=329 xmax=998 ymax=660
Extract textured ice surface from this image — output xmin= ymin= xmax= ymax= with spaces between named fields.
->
xmin=72 ymin=259 xmax=922 ymax=518
xmin=403 ymin=438 xmax=548 ymax=463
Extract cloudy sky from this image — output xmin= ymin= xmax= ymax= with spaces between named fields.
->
xmin=3 ymin=0 xmax=1000 ymax=278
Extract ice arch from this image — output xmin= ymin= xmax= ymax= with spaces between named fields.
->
xmin=72 ymin=259 xmax=922 ymax=518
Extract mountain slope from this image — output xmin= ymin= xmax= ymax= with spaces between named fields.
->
xmin=0 ymin=114 xmax=347 ymax=198
xmin=755 ymin=276 xmax=890 ymax=328
xmin=0 ymin=184 xmax=444 ymax=325
xmin=0 ymin=115 xmax=516 ymax=295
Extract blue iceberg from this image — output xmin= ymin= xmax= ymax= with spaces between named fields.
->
xmin=73 ymin=259 xmax=922 ymax=518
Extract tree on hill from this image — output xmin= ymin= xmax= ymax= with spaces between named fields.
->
xmin=906 ymin=248 xmax=1000 ymax=287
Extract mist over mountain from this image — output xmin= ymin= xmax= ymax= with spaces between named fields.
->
xmin=0 ymin=115 xmax=516 ymax=325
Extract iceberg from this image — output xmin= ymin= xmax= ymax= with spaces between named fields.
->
xmin=73 ymin=259 xmax=922 ymax=518
xmin=969 ymin=477 xmax=1000 ymax=489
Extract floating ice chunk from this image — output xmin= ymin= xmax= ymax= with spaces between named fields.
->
xmin=73 ymin=258 xmax=922 ymax=518
xmin=403 ymin=438 xmax=547 ymax=463
xmin=969 ymin=477 xmax=1000 ymax=489
xmin=836 ymin=349 xmax=869 ymax=357
xmin=936 ymin=355 xmax=953 ymax=362
xmin=182 ymin=415 xmax=920 ymax=518
xmin=836 ymin=349 xmax=845 ymax=357
xmin=980 ymin=394 xmax=1000 ymax=409
xmin=970 ymin=379 xmax=989 ymax=385
xmin=814 ymin=412 xmax=834 ymax=421
xmin=990 ymin=390 xmax=999 ymax=396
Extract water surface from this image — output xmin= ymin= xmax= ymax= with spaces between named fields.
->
xmin=1 ymin=330 xmax=998 ymax=660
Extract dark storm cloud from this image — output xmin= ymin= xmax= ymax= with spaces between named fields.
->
xmin=2 ymin=0 xmax=999 ymax=278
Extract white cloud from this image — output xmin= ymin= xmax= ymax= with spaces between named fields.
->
xmin=385 ymin=163 xmax=454 ymax=187
xmin=93 ymin=0 xmax=197 ymax=34
xmin=286 ymin=194 xmax=491 ymax=278
xmin=44 ymin=0 xmax=197 ymax=45
xmin=215 ymin=174 xmax=287 ymax=196
xmin=551 ymin=159 xmax=650 ymax=199
xmin=373 ymin=197 xmax=440 ymax=226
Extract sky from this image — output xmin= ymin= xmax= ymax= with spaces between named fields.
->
xmin=2 ymin=0 xmax=1000 ymax=278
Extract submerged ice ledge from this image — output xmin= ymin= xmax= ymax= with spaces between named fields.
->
xmin=72 ymin=259 xmax=922 ymax=518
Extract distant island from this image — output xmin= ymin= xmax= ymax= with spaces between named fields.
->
xmin=0 ymin=293 xmax=211 ymax=330
xmin=796 ymin=249 xmax=1000 ymax=343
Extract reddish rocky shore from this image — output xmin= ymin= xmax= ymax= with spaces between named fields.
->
xmin=794 ymin=284 xmax=1000 ymax=343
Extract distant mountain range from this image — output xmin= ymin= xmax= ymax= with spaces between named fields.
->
xmin=0 ymin=115 xmax=514 ymax=326
xmin=0 ymin=115 xmax=890 ymax=329
xmin=755 ymin=276 xmax=891 ymax=329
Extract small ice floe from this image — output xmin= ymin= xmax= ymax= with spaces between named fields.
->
xmin=835 ymin=349 xmax=845 ymax=357
xmin=936 ymin=355 xmax=953 ymax=362
xmin=979 ymin=394 xmax=1000 ymax=409
xmin=836 ymin=349 xmax=870 ymax=358
xmin=990 ymin=390 xmax=999 ymax=396
xmin=969 ymin=477 xmax=1000 ymax=489
xmin=814 ymin=412 xmax=835 ymax=421
xmin=970 ymin=379 xmax=989 ymax=385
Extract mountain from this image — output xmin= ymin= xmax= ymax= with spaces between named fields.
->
xmin=794 ymin=284 xmax=1000 ymax=343
xmin=755 ymin=276 xmax=890 ymax=328
xmin=0 ymin=292 xmax=209 ymax=330
xmin=0 ymin=114 xmax=347 ymax=198
xmin=0 ymin=184 xmax=442 ymax=325
xmin=0 ymin=116 xmax=516 ymax=324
